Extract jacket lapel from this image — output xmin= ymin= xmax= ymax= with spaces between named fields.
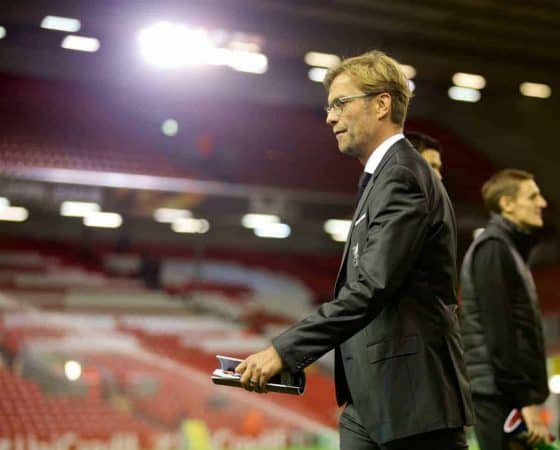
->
xmin=334 ymin=140 xmax=404 ymax=294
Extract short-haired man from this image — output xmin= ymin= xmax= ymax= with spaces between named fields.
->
xmin=235 ymin=50 xmax=473 ymax=449
xmin=461 ymin=169 xmax=551 ymax=449
xmin=405 ymin=131 xmax=443 ymax=180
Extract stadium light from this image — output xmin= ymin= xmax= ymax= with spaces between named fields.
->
xmin=324 ymin=219 xmax=351 ymax=236
xmin=228 ymin=50 xmax=268 ymax=74
xmin=308 ymin=67 xmax=328 ymax=83
xmin=61 ymin=35 xmax=100 ymax=52
xmin=154 ymin=208 xmax=192 ymax=223
xmin=0 ymin=26 xmax=6 ymax=40
xmin=448 ymin=86 xmax=481 ymax=103
xmin=254 ymin=223 xmax=291 ymax=239
xmin=549 ymin=375 xmax=560 ymax=394
xmin=206 ymin=48 xmax=268 ymax=74
xmin=229 ymin=40 xmax=260 ymax=53
xmin=241 ymin=213 xmax=279 ymax=229
xmin=60 ymin=201 xmax=100 ymax=217
xmin=161 ymin=119 xmax=179 ymax=136
xmin=137 ymin=22 xmax=268 ymax=74
xmin=324 ymin=219 xmax=351 ymax=242
xmin=138 ymin=22 xmax=215 ymax=69
xmin=0 ymin=206 xmax=28 ymax=222
xmin=41 ymin=15 xmax=81 ymax=33
xmin=330 ymin=233 xmax=347 ymax=242
xmin=205 ymin=47 xmax=233 ymax=66
xmin=304 ymin=51 xmax=340 ymax=68
xmin=452 ymin=72 xmax=486 ymax=90
xmin=172 ymin=218 xmax=210 ymax=234
xmin=83 ymin=212 xmax=122 ymax=228
xmin=0 ymin=197 xmax=9 ymax=209
xmin=520 ymin=82 xmax=551 ymax=99
xmin=400 ymin=64 xmax=416 ymax=79
xmin=64 ymin=360 xmax=82 ymax=381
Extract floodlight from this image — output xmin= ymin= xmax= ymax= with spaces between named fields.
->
xmin=448 ymin=86 xmax=480 ymax=103
xmin=138 ymin=22 xmax=215 ymax=69
xmin=41 ymin=15 xmax=81 ymax=33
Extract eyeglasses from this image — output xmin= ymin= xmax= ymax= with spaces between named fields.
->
xmin=324 ymin=92 xmax=378 ymax=115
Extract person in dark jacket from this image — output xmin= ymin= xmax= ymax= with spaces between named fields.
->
xmin=235 ymin=50 xmax=473 ymax=450
xmin=461 ymin=168 xmax=550 ymax=449
xmin=405 ymin=131 xmax=443 ymax=180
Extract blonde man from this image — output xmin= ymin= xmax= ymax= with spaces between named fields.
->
xmin=236 ymin=50 xmax=474 ymax=449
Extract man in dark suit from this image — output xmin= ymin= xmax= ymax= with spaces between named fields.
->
xmin=235 ymin=50 xmax=474 ymax=449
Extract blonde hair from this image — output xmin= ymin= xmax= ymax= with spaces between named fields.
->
xmin=324 ymin=50 xmax=412 ymax=126
xmin=481 ymin=169 xmax=534 ymax=214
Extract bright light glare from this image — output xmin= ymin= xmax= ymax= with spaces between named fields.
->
xmin=241 ymin=213 xmax=280 ymax=229
xmin=331 ymin=233 xmax=347 ymax=242
xmin=549 ymin=375 xmax=560 ymax=394
xmin=172 ymin=218 xmax=210 ymax=234
xmin=228 ymin=51 xmax=267 ymax=74
xmin=138 ymin=23 xmax=268 ymax=74
xmin=452 ymin=72 xmax=486 ymax=90
xmin=254 ymin=223 xmax=291 ymax=239
xmin=161 ymin=119 xmax=179 ymax=136
xmin=448 ymin=86 xmax=481 ymax=103
xmin=229 ymin=40 xmax=260 ymax=53
xmin=60 ymin=201 xmax=100 ymax=217
xmin=61 ymin=35 xmax=100 ymax=52
xmin=64 ymin=360 xmax=82 ymax=381
xmin=308 ymin=67 xmax=328 ymax=83
xmin=206 ymin=47 xmax=233 ymax=66
xmin=154 ymin=208 xmax=191 ymax=223
xmin=400 ymin=64 xmax=416 ymax=79
xmin=41 ymin=15 xmax=81 ymax=33
xmin=206 ymin=48 xmax=268 ymax=74
xmin=324 ymin=219 xmax=351 ymax=236
xmin=0 ymin=206 xmax=28 ymax=222
xmin=138 ymin=22 xmax=215 ymax=69
xmin=83 ymin=212 xmax=122 ymax=228
xmin=408 ymin=80 xmax=416 ymax=92
xmin=0 ymin=197 xmax=9 ymax=209
xmin=0 ymin=26 xmax=6 ymax=40
xmin=304 ymin=52 xmax=340 ymax=68
xmin=520 ymin=82 xmax=551 ymax=99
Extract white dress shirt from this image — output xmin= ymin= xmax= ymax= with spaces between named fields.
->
xmin=363 ymin=133 xmax=405 ymax=175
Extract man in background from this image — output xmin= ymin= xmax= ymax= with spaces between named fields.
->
xmin=460 ymin=169 xmax=551 ymax=449
xmin=235 ymin=50 xmax=473 ymax=449
xmin=405 ymin=131 xmax=443 ymax=180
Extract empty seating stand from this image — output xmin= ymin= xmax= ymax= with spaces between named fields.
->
xmin=0 ymin=370 xmax=162 ymax=447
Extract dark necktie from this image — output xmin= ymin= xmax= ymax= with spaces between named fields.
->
xmin=356 ymin=171 xmax=372 ymax=204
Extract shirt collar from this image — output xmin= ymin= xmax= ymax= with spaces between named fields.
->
xmin=364 ymin=133 xmax=404 ymax=175
xmin=489 ymin=213 xmax=537 ymax=261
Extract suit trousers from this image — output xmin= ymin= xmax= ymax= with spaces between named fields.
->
xmin=471 ymin=394 xmax=531 ymax=450
xmin=339 ymin=402 xmax=468 ymax=450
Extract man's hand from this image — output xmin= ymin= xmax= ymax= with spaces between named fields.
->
xmin=235 ymin=346 xmax=284 ymax=393
xmin=521 ymin=404 xmax=552 ymax=446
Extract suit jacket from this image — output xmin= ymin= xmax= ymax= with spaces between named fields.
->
xmin=272 ymin=138 xmax=474 ymax=443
